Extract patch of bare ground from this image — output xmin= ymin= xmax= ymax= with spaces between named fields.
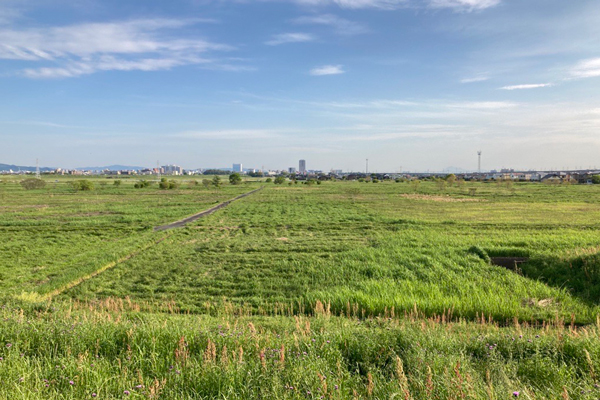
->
xmin=276 ymin=237 xmax=289 ymax=241
xmin=400 ymin=194 xmax=484 ymax=202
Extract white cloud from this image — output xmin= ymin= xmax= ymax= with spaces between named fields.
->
xmin=310 ymin=64 xmax=345 ymax=75
xmin=570 ymin=58 xmax=600 ymax=79
xmin=265 ymin=32 xmax=315 ymax=46
xmin=428 ymin=0 xmax=501 ymax=12
xmin=175 ymin=129 xmax=281 ymax=140
xmin=500 ymin=83 xmax=553 ymax=90
xmin=293 ymin=14 xmax=368 ymax=35
xmin=292 ymin=0 xmax=408 ymax=9
xmin=0 ymin=18 xmax=235 ymax=78
xmin=447 ymin=101 xmax=517 ymax=110
xmin=461 ymin=76 xmax=489 ymax=83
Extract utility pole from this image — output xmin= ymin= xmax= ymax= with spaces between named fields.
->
xmin=477 ymin=151 xmax=482 ymax=174
xmin=157 ymin=160 xmax=161 ymax=181
xmin=366 ymin=159 xmax=369 ymax=175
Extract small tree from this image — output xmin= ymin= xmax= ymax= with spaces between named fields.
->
xmin=20 ymin=178 xmax=46 ymax=190
xmin=71 ymin=180 xmax=94 ymax=191
xmin=265 ymin=178 xmax=273 ymax=183
xmin=410 ymin=179 xmax=421 ymax=192
xmin=202 ymin=179 xmax=211 ymax=189
xmin=229 ymin=173 xmax=242 ymax=185
xmin=445 ymin=174 xmax=456 ymax=186
xmin=274 ymin=176 xmax=285 ymax=185
xmin=211 ymin=175 xmax=222 ymax=189
xmin=113 ymin=180 xmax=122 ymax=187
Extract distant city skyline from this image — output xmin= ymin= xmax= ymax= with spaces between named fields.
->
xmin=1 ymin=0 xmax=600 ymax=171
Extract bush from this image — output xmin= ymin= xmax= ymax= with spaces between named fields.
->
xmin=265 ymin=178 xmax=272 ymax=183
xmin=113 ymin=180 xmax=122 ymax=187
xmin=274 ymin=176 xmax=285 ymax=185
xmin=70 ymin=180 xmax=94 ymax=191
xmin=20 ymin=178 xmax=46 ymax=190
xmin=134 ymin=180 xmax=152 ymax=189
xmin=159 ymin=178 xmax=178 ymax=190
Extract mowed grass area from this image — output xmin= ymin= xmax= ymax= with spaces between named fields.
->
xmin=0 ymin=176 xmax=253 ymax=298
xmin=3 ymin=177 xmax=600 ymax=399
xmin=51 ymin=180 xmax=600 ymax=323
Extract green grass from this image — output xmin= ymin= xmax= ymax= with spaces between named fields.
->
xmin=2 ymin=176 xmax=600 ymax=398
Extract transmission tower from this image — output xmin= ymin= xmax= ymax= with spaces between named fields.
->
xmin=35 ymin=159 xmax=41 ymax=180
xmin=477 ymin=151 xmax=482 ymax=174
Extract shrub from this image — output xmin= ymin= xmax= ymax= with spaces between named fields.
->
xmin=70 ymin=180 xmax=94 ymax=191
xmin=113 ymin=180 xmax=122 ymax=186
xmin=229 ymin=173 xmax=242 ymax=185
xmin=20 ymin=178 xmax=46 ymax=190
xmin=274 ymin=176 xmax=285 ymax=185
xmin=265 ymin=178 xmax=272 ymax=183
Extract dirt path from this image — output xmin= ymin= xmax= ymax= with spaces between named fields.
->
xmin=154 ymin=186 xmax=264 ymax=231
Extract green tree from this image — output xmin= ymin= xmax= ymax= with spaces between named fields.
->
xmin=20 ymin=178 xmax=46 ymax=190
xmin=113 ymin=180 xmax=122 ymax=187
xmin=229 ymin=173 xmax=242 ymax=185
xmin=202 ymin=179 xmax=211 ymax=189
xmin=274 ymin=176 xmax=285 ymax=185
xmin=70 ymin=180 xmax=94 ymax=191
xmin=211 ymin=175 xmax=222 ymax=189
xmin=592 ymin=175 xmax=600 ymax=184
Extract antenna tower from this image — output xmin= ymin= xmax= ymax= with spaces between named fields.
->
xmin=366 ymin=159 xmax=369 ymax=174
xmin=35 ymin=159 xmax=41 ymax=180
xmin=477 ymin=151 xmax=482 ymax=174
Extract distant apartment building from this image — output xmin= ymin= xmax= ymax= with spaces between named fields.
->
xmin=299 ymin=159 xmax=306 ymax=174
xmin=288 ymin=167 xmax=296 ymax=174
xmin=232 ymin=163 xmax=243 ymax=173
xmin=162 ymin=165 xmax=183 ymax=175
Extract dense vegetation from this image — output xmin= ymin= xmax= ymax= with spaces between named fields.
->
xmin=1 ymin=176 xmax=600 ymax=398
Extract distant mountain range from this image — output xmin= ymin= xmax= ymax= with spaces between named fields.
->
xmin=76 ymin=165 xmax=147 ymax=171
xmin=0 ymin=163 xmax=54 ymax=172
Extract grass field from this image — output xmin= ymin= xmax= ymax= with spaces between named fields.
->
xmin=1 ymin=176 xmax=600 ymax=398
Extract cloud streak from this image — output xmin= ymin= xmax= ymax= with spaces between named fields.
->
xmin=0 ymin=18 xmax=235 ymax=78
xmin=293 ymin=14 xmax=368 ymax=35
xmin=428 ymin=0 xmax=501 ymax=11
xmin=265 ymin=32 xmax=315 ymax=45
xmin=310 ymin=64 xmax=345 ymax=75
xmin=570 ymin=58 xmax=600 ymax=79
xmin=500 ymin=83 xmax=553 ymax=90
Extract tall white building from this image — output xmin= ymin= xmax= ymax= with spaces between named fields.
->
xmin=299 ymin=159 xmax=306 ymax=174
xmin=162 ymin=165 xmax=183 ymax=175
xmin=232 ymin=163 xmax=243 ymax=173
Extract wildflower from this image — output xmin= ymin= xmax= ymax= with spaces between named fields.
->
xmin=135 ymin=385 xmax=143 ymax=389
xmin=92 ymin=393 xmax=97 ymax=398
xmin=0 ymin=357 xmax=3 ymax=361
xmin=19 ymin=377 xmax=24 ymax=382
xmin=535 ymin=335 xmax=540 ymax=338
xmin=69 ymin=380 xmax=75 ymax=385
xmin=6 ymin=343 xmax=12 ymax=348
xmin=124 ymin=390 xmax=130 ymax=395
xmin=334 ymin=385 xmax=339 ymax=390
xmin=513 ymin=391 xmax=520 ymax=397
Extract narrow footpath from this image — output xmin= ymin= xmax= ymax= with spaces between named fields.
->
xmin=154 ymin=186 xmax=264 ymax=231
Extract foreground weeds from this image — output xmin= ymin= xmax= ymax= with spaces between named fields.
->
xmin=1 ymin=304 xmax=600 ymax=399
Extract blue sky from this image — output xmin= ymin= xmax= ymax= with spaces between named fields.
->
xmin=1 ymin=0 xmax=600 ymax=171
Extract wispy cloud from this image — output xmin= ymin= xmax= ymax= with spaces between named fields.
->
xmin=292 ymin=0 xmax=408 ymax=10
xmin=0 ymin=18 xmax=236 ymax=78
xmin=500 ymin=83 xmax=553 ymax=90
xmin=174 ymin=129 xmax=281 ymax=140
xmin=293 ymin=14 xmax=368 ymax=36
xmin=570 ymin=58 xmax=600 ymax=79
xmin=460 ymin=76 xmax=489 ymax=83
xmin=447 ymin=101 xmax=517 ymax=110
xmin=310 ymin=64 xmax=345 ymax=75
xmin=265 ymin=32 xmax=315 ymax=46
xmin=428 ymin=0 xmax=501 ymax=12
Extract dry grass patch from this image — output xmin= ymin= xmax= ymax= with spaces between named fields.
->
xmin=400 ymin=194 xmax=485 ymax=202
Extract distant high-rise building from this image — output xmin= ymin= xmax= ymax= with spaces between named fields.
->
xmin=232 ymin=163 xmax=243 ymax=173
xmin=299 ymin=159 xmax=306 ymax=174
xmin=162 ymin=165 xmax=183 ymax=175
xmin=288 ymin=167 xmax=296 ymax=174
